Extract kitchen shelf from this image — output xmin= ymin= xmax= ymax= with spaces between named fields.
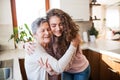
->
xmin=89 ymin=16 xmax=101 ymax=21
xmin=90 ymin=3 xmax=101 ymax=7
xmin=92 ymin=19 xmax=101 ymax=20
xmin=89 ymin=2 xmax=101 ymax=21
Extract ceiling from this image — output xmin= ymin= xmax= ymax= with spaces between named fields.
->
xmin=97 ymin=0 xmax=120 ymax=5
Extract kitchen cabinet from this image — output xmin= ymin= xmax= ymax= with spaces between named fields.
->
xmin=83 ymin=49 xmax=100 ymax=80
xmin=83 ymin=49 xmax=120 ymax=80
xmin=100 ymin=54 xmax=120 ymax=80
xmin=50 ymin=0 xmax=90 ymax=21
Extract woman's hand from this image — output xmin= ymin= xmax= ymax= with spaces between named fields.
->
xmin=24 ymin=42 xmax=36 ymax=55
xmin=71 ymin=34 xmax=81 ymax=47
xmin=38 ymin=58 xmax=59 ymax=76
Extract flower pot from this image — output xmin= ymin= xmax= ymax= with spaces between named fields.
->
xmin=90 ymin=35 xmax=96 ymax=42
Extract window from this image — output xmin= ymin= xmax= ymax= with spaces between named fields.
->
xmin=15 ymin=0 xmax=46 ymax=27
xmin=106 ymin=7 xmax=120 ymax=30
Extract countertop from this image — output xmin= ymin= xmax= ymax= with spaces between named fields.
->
xmin=81 ymin=39 xmax=120 ymax=59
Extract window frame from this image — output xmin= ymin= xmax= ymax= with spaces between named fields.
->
xmin=10 ymin=0 xmax=50 ymax=27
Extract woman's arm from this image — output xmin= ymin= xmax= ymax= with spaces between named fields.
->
xmin=37 ymin=34 xmax=80 ymax=74
xmin=36 ymin=42 xmax=76 ymax=73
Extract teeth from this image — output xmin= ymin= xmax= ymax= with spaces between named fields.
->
xmin=44 ymin=37 xmax=50 ymax=38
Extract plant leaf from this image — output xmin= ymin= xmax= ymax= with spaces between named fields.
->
xmin=24 ymin=23 xmax=33 ymax=37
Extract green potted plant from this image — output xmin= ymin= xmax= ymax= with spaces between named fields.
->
xmin=9 ymin=24 xmax=33 ymax=48
xmin=88 ymin=22 xmax=98 ymax=42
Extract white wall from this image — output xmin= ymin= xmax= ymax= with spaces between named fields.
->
xmin=0 ymin=0 xmax=15 ymax=50
xmin=49 ymin=0 xmax=60 ymax=9
xmin=0 ymin=0 xmax=12 ymax=24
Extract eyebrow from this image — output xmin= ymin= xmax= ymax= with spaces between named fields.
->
xmin=50 ymin=23 xmax=56 ymax=25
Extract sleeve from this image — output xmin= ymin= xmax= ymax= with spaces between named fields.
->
xmin=37 ymin=44 xmax=77 ymax=73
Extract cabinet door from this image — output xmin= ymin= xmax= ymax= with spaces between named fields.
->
xmin=100 ymin=54 xmax=120 ymax=80
xmin=83 ymin=50 xmax=100 ymax=80
xmin=50 ymin=0 xmax=90 ymax=21
xmin=60 ymin=0 xmax=89 ymax=21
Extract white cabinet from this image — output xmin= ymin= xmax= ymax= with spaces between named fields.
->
xmin=50 ymin=0 xmax=90 ymax=21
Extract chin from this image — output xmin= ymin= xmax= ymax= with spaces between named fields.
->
xmin=55 ymin=33 xmax=62 ymax=37
xmin=44 ymin=40 xmax=50 ymax=43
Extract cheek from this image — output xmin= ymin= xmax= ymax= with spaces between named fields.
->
xmin=35 ymin=33 xmax=42 ymax=40
xmin=49 ymin=30 xmax=52 ymax=36
xmin=60 ymin=26 xmax=64 ymax=31
xmin=50 ymin=26 xmax=54 ymax=30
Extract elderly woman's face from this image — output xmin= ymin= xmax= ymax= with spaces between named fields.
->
xmin=49 ymin=16 xmax=63 ymax=37
xmin=35 ymin=22 xmax=51 ymax=44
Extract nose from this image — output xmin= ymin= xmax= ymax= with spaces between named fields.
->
xmin=45 ymin=30 xmax=49 ymax=34
xmin=56 ymin=26 xmax=60 ymax=30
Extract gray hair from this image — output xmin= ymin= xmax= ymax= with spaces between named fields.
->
xmin=31 ymin=17 xmax=48 ymax=34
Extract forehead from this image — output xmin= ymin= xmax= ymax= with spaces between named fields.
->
xmin=49 ymin=16 xmax=60 ymax=21
xmin=49 ymin=16 xmax=62 ymax=25
xmin=38 ymin=22 xmax=49 ymax=29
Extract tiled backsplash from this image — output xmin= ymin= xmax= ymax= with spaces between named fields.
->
xmin=75 ymin=21 xmax=92 ymax=41
xmin=0 ymin=24 xmax=15 ymax=50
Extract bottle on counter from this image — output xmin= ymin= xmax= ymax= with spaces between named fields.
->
xmin=82 ymin=31 xmax=88 ymax=42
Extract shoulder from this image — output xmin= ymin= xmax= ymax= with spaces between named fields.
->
xmin=35 ymin=43 xmax=46 ymax=53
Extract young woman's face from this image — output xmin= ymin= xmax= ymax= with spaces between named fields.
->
xmin=49 ymin=16 xmax=63 ymax=37
xmin=35 ymin=22 xmax=51 ymax=44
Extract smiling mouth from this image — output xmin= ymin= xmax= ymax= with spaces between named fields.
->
xmin=44 ymin=36 xmax=51 ymax=38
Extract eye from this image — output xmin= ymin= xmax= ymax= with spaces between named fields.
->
xmin=59 ymin=24 xmax=62 ymax=26
xmin=59 ymin=23 xmax=63 ymax=26
xmin=47 ymin=28 xmax=51 ymax=31
xmin=39 ymin=29 xmax=44 ymax=33
xmin=50 ymin=24 xmax=56 ymax=28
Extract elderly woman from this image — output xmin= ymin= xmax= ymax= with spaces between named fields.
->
xmin=25 ymin=17 xmax=79 ymax=80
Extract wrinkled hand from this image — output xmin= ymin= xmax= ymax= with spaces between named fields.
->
xmin=38 ymin=58 xmax=44 ymax=67
xmin=38 ymin=58 xmax=58 ymax=75
xmin=71 ymin=33 xmax=81 ymax=47
xmin=24 ymin=42 xmax=36 ymax=55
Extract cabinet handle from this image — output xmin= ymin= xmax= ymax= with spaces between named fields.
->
xmin=108 ymin=68 xmax=119 ymax=73
xmin=108 ymin=57 xmax=120 ymax=63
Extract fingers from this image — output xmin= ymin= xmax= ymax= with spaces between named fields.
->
xmin=45 ymin=58 xmax=48 ymax=68
xmin=45 ymin=58 xmax=51 ymax=70
xmin=38 ymin=58 xmax=50 ymax=70
xmin=71 ymin=34 xmax=81 ymax=47
xmin=44 ymin=58 xmax=53 ymax=72
xmin=46 ymin=60 xmax=52 ymax=69
xmin=44 ymin=58 xmax=52 ymax=70
xmin=75 ymin=33 xmax=81 ymax=43
xmin=24 ymin=42 xmax=36 ymax=55
xmin=38 ymin=58 xmax=44 ymax=67
xmin=38 ymin=58 xmax=56 ymax=75
xmin=38 ymin=58 xmax=45 ymax=69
